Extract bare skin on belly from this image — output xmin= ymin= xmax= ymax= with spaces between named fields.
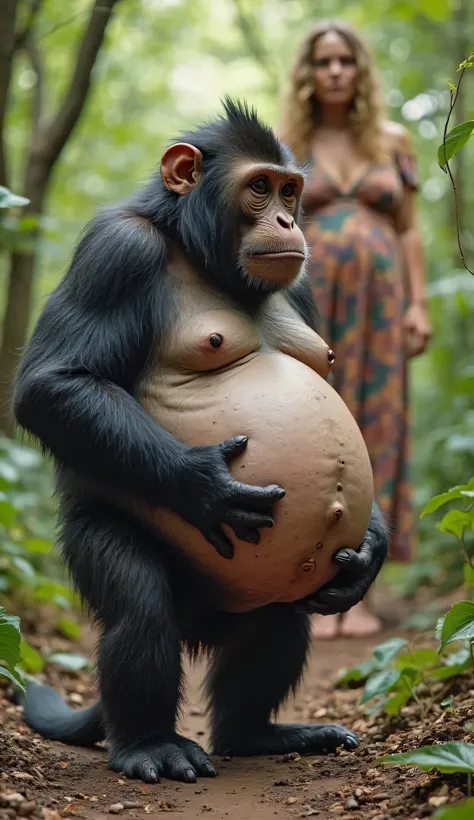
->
xmin=138 ymin=263 xmax=374 ymax=611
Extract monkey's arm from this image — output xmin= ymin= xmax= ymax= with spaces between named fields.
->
xmin=13 ymin=212 xmax=283 ymax=557
xmin=14 ymin=212 xmax=188 ymax=505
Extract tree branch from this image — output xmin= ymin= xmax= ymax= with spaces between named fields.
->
xmin=37 ymin=0 xmax=120 ymax=169
xmin=24 ymin=31 xmax=45 ymax=138
xmin=0 ymin=0 xmax=18 ymax=187
xmin=14 ymin=0 xmax=42 ymax=52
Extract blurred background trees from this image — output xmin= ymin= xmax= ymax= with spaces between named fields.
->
xmin=0 ymin=0 xmax=473 ymax=619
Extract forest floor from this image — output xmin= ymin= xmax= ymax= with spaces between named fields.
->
xmin=1 ymin=591 xmax=473 ymax=820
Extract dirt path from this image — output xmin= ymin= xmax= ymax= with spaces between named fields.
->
xmin=1 ymin=620 xmax=473 ymax=819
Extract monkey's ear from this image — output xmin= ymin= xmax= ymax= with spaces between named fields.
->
xmin=161 ymin=143 xmax=202 ymax=194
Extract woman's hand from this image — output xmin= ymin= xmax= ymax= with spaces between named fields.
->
xmin=403 ymin=302 xmax=432 ymax=357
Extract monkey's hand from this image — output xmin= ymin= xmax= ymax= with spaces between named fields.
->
xmin=171 ymin=435 xmax=286 ymax=559
xmin=296 ymin=501 xmax=388 ymax=615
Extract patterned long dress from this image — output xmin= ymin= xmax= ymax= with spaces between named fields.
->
xmin=303 ymin=152 xmax=419 ymax=561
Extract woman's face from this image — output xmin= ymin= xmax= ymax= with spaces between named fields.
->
xmin=310 ymin=31 xmax=358 ymax=106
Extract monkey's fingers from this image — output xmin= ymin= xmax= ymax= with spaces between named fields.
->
xmin=219 ymin=436 xmax=249 ymax=463
xmin=205 ymin=528 xmax=234 ymax=560
xmin=333 ymin=545 xmax=372 ymax=577
xmin=224 ymin=509 xmax=274 ymax=532
xmin=301 ymin=576 xmax=367 ymax=616
xmin=232 ymin=481 xmax=286 ymax=508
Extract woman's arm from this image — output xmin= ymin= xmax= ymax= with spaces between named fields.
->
xmin=389 ymin=123 xmax=432 ymax=356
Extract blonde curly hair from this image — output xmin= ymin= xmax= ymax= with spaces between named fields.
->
xmin=277 ymin=20 xmax=387 ymax=164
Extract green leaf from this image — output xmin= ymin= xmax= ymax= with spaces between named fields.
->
xmin=396 ymin=649 xmax=438 ymax=670
xmin=47 ymin=652 xmax=89 ymax=671
xmin=20 ymin=639 xmax=44 ymax=674
xmin=438 ymin=510 xmax=473 ymax=539
xmin=421 ymin=479 xmax=474 ymax=517
xmin=0 ymin=608 xmax=21 ymax=669
xmin=35 ymin=582 xmax=76 ymax=609
xmin=433 ymin=799 xmax=474 ymax=820
xmin=419 ymin=0 xmax=450 ymax=21
xmin=23 ymin=538 xmax=52 ymax=554
xmin=440 ymin=602 xmax=474 ymax=649
xmin=441 ymin=696 xmax=454 ymax=709
xmin=375 ymin=742 xmax=474 ymax=774
xmin=372 ymin=637 xmax=408 ymax=667
xmin=384 ymin=691 xmax=410 ymax=715
xmin=0 ymin=186 xmax=30 ymax=209
xmin=0 ymin=664 xmax=25 ymax=691
xmin=57 ymin=618 xmax=82 ymax=641
xmin=360 ymin=670 xmax=401 ymax=705
xmin=0 ymin=500 xmax=18 ymax=529
xmin=464 ymin=564 xmax=474 ymax=588
xmin=429 ymin=662 xmax=472 ymax=681
xmin=438 ymin=121 xmax=474 ymax=171
xmin=400 ymin=667 xmax=420 ymax=685
xmin=337 ymin=658 xmax=378 ymax=685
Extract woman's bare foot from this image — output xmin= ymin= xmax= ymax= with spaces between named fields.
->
xmin=340 ymin=600 xmax=382 ymax=637
xmin=310 ymin=613 xmax=342 ymax=640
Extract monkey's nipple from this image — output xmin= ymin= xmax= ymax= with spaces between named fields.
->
xmin=210 ymin=333 xmax=223 ymax=348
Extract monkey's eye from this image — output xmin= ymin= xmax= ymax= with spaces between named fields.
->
xmin=249 ymin=177 xmax=269 ymax=195
xmin=281 ymin=182 xmax=296 ymax=199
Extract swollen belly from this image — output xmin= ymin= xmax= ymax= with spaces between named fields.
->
xmin=140 ymin=354 xmax=373 ymax=612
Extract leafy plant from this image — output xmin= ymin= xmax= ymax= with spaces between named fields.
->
xmin=436 ymin=50 xmax=474 ymax=275
xmin=0 ymin=435 xmax=72 ymax=607
xmin=337 ymin=602 xmax=474 ymax=716
xmin=375 ymin=742 xmax=474 ymax=798
xmin=0 ymin=606 xmax=24 ymax=689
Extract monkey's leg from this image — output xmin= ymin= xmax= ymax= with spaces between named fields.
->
xmin=59 ymin=496 xmax=217 ymax=784
xmin=206 ymin=605 xmax=358 ymax=756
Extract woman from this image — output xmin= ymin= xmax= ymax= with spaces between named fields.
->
xmin=278 ymin=20 xmax=432 ymax=638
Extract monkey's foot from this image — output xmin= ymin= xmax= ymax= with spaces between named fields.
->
xmin=213 ymin=723 xmax=358 ymax=757
xmin=109 ymin=734 xmax=217 ymax=783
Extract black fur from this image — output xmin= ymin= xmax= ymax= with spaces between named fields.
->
xmin=13 ymin=99 xmax=387 ymax=783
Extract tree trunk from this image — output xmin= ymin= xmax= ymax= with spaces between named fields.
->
xmin=0 ymin=0 xmax=120 ymax=436
xmin=0 ymin=0 xmax=17 ymax=187
xmin=0 ymin=147 xmax=49 ymax=436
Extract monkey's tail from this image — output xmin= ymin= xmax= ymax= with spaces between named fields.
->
xmin=15 ymin=680 xmax=105 ymax=747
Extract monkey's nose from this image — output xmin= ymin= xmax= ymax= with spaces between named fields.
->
xmin=276 ymin=212 xmax=295 ymax=230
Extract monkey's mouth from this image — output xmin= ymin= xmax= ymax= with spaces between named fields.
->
xmin=249 ymin=250 xmax=305 ymax=259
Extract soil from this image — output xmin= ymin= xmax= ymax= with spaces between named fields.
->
xmin=1 ymin=597 xmax=473 ymax=820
